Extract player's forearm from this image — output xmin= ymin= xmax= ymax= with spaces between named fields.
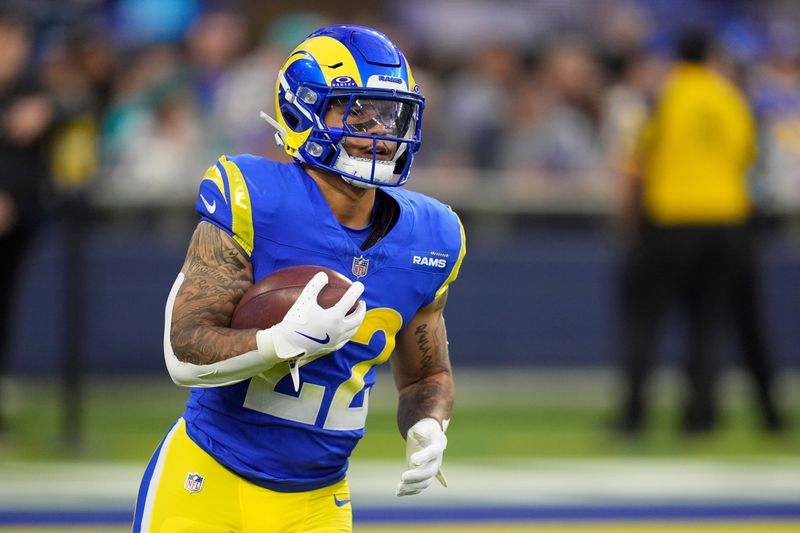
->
xmin=171 ymin=324 xmax=259 ymax=365
xmin=397 ymin=371 xmax=453 ymax=436
xmin=395 ymin=311 xmax=454 ymax=435
xmin=170 ymin=281 xmax=258 ymax=364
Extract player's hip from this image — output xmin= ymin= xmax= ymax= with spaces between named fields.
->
xmin=133 ymin=418 xmax=352 ymax=532
xmin=181 ymin=405 xmax=358 ymax=490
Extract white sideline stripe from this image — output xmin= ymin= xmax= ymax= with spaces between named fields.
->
xmin=348 ymin=458 xmax=800 ymax=507
xmin=139 ymin=420 xmax=181 ymax=532
xmin=1 ymin=457 xmax=799 ymax=510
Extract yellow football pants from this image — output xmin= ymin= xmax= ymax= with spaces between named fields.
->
xmin=133 ymin=418 xmax=352 ymax=532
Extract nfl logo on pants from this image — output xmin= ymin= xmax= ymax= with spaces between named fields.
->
xmin=184 ymin=472 xmax=204 ymax=493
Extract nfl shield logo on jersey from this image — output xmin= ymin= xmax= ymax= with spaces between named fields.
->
xmin=352 ymin=255 xmax=369 ymax=278
xmin=184 ymin=472 xmax=204 ymax=493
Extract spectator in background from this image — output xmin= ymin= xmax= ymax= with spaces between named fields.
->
xmin=41 ymin=26 xmax=115 ymax=191
xmin=749 ymin=22 xmax=800 ymax=209
xmin=439 ymin=43 xmax=521 ymax=169
xmin=0 ymin=11 xmax=55 ymax=433
xmin=37 ymin=26 xmax=115 ymax=447
xmin=96 ymin=8 xmax=251 ymax=229
xmin=502 ymin=39 xmax=604 ymax=182
xmin=600 ymin=52 xmax=664 ymax=182
xmin=113 ymin=0 xmax=201 ymax=48
xmin=97 ymin=44 xmax=205 ymax=214
xmin=613 ymin=27 xmax=784 ymax=435
xmin=185 ymin=7 xmax=249 ymax=155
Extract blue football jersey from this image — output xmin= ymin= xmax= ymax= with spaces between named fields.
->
xmin=181 ymin=155 xmax=466 ymax=492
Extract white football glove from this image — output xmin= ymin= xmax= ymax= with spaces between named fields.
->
xmin=258 ymin=272 xmax=366 ymax=390
xmin=396 ymin=418 xmax=448 ymax=497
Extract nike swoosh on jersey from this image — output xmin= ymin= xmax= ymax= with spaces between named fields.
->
xmin=295 ymin=331 xmax=330 ymax=344
xmin=200 ymin=194 xmax=217 ymax=214
xmin=333 ymin=495 xmax=351 ymax=507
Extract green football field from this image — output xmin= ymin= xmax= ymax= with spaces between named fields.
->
xmin=1 ymin=368 xmax=797 ymax=462
xmin=0 ymin=369 xmax=797 ymax=531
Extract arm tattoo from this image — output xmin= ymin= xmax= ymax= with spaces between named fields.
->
xmin=396 ymin=308 xmax=454 ymax=436
xmin=170 ymin=223 xmax=258 ymax=365
xmin=413 ymin=323 xmax=450 ymax=377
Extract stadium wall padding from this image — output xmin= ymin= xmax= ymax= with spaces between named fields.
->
xmin=7 ymin=219 xmax=800 ymax=374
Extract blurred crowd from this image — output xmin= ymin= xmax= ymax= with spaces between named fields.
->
xmin=2 ymin=0 xmax=800 ymax=214
xmin=1 ymin=0 xmax=797 ymax=439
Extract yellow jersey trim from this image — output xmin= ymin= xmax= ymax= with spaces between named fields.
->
xmin=219 ymin=157 xmax=255 ymax=256
xmin=201 ymin=161 xmax=226 ymax=201
xmin=435 ymin=213 xmax=466 ymax=300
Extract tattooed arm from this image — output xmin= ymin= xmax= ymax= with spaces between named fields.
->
xmin=164 ymin=221 xmax=270 ymax=388
xmin=392 ymin=290 xmax=453 ymax=496
xmin=165 ymin=221 xmax=366 ymax=388
xmin=391 ymin=289 xmax=454 ymax=436
xmin=170 ymin=221 xmax=258 ymax=364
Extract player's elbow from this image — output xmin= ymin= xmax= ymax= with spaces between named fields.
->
xmin=164 ymin=329 xmax=209 ymax=387
xmin=163 ymin=337 xmax=256 ymax=389
xmin=164 ymin=351 xmax=200 ymax=387
xmin=169 ymin=337 xmax=196 ymax=365
xmin=164 ymin=355 xmax=219 ymax=388
xmin=168 ymin=369 xmax=196 ymax=388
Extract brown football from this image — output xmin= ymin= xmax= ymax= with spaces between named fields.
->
xmin=230 ymin=265 xmax=354 ymax=329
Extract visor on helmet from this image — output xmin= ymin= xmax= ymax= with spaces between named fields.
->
xmin=327 ymin=96 xmax=417 ymax=139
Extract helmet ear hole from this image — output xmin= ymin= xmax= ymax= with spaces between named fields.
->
xmin=281 ymin=106 xmax=301 ymax=131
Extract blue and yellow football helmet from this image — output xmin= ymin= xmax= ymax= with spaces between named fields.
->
xmin=261 ymin=25 xmax=425 ymax=188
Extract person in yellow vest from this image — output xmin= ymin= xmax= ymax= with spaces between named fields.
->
xmin=614 ymin=27 xmax=785 ymax=435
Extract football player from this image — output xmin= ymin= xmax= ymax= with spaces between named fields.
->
xmin=133 ymin=25 xmax=465 ymax=532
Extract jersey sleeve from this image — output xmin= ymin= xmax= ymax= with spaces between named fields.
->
xmin=432 ymin=207 xmax=467 ymax=302
xmin=195 ymin=155 xmax=256 ymax=256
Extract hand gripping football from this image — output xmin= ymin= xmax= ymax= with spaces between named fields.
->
xmin=231 ymin=265 xmax=355 ymax=330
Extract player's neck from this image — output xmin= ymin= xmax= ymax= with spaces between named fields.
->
xmin=305 ymin=167 xmax=376 ymax=229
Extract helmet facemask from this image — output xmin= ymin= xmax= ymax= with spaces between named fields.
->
xmin=320 ymin=95 xmax=420 ymax=188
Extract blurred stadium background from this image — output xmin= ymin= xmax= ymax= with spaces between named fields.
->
xmin=0 ymin=0 xmax=798 ymax=531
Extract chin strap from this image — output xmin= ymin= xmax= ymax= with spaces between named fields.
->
xmin=260 ymin=111 xmax=287 ymax=147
